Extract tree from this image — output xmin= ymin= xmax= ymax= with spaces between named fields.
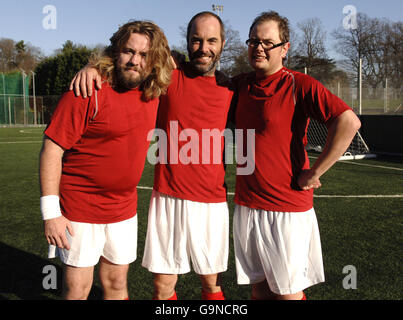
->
xmin=0 ymin=38 xmax=42 ymax=72
xmin=225 ymin=46 xmax=253 ymax=77
xmin=332 ymin=13 xmax=402 ymax=93
xmin=286 ymin=18 xmax=347 ymax=85
xmin=35 ymin=41 xmax=95 ymax=96
xmin=295 ymin=18 xmax=327 ymax=73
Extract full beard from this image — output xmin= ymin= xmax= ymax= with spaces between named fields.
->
xmin=115 ymin=64 xmax=148 ymax=90
xmin=188 ymin=51 xmax=221 ymax=76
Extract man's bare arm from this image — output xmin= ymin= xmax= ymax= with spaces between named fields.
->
xmin=68 ymin=65 xmax=102 ymax=98
xmin=298 ymin=110 xmax=361 ymax=190
xmin=39 ymin=137 xmax=74 ymax=249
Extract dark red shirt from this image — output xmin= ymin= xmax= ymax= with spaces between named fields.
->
xmin=234 ymin=67 xmax=351 ymax=212
xmin=153 ymin=69 xmax=234 ymax=203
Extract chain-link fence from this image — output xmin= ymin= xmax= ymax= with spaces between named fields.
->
xmin=0 ymin=94 xmax=60 ymax=125
xmin=0 ymin=68 xmax=65 ymax=125
xmin=326 ymin=85 xmax=402 ymax=115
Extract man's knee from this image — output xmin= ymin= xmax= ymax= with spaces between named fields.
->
xmin=99 ymin=258 xmax=129 ymax=291
xmin=63 ymin=274 xmax=93 ymax=300
xmin=101 ymin=271 xmax=127 ymax=291
xmin=153 ymin=274 xmax=177 ymax=299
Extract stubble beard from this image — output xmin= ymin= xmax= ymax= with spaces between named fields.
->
xmin=188 ymin=49 xmax=222 ymax=76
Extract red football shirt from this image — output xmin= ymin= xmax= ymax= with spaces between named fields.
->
xmin=234 ymin=67 xmax=351 ymax=212
xmin=153 ymin=68 xmax=234 ymax=203
xmin=45 ymin=83 xmax=159 ymax=223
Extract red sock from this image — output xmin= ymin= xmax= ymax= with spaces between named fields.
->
xmin=168 ymin=291 xmax=178 ymax=300
xmin=251 ymin=293 xmax=305 ymax=300
xmin=124 ymin=297 xmax=130 ymax=300
xmin=202 ymin=290 xmax=225 ymax=300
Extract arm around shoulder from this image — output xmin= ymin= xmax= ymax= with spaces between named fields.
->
xmin=69 ymin=64 xmax=103 ymax=98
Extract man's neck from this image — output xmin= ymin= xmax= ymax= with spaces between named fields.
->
xmin=255 ymin=65 xmax=284 ymax=79
xmin=185 ymin=64 xmax=217 ymax=78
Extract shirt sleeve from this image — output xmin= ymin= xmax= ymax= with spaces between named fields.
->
xmin=44 ymin=91 xmax=93 ymax=150
xmin=297 ymin=75 xmax=351 ymax=126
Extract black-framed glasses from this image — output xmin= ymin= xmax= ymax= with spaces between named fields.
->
xmin=246 ymin=38 xmax=287 ymax=50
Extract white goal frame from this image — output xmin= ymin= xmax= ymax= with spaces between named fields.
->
xmin=306 ymin=118 xmax=377 ymax=160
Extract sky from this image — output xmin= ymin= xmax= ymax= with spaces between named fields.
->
xmin=0 ymin=0 xmax=402 ymax=60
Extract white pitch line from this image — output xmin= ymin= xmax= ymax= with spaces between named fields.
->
xmin=137 ymin=186 xmax=153 ymax=191
xmin=313 ymin=194 xmax=403 ymax=198
xmin=136 ymin=186 xmax=402 ymax=198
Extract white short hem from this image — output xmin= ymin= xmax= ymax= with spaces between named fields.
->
xmin=233 ymin=204 xmax=325 ymax=295
xmin=47 ymin=215 xmax=138 ymax=268
xmin=142 ymin=191 xmax=229 ymax=275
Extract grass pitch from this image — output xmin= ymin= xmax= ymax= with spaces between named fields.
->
xmin=0 ymin=126 xmax=402 ymax=300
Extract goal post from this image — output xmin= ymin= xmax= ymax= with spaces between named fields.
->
xmin=306 ymin=118 xmax=377 ymax=160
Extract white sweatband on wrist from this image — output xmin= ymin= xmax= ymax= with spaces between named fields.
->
xmin=40 ymin=195 xmax=62 ymax=220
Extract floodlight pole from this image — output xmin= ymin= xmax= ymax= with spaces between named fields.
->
xmin=20 ymin=68 xmax=27 ymax=125
xmin=359 ymin=58 xmax=362 ymax=115
xmin=212 ymin=4 xmax=224 ymax=16
xmin=384 ymin=78 xmax=388 ymax=113
xmin=2 ymin=73 xmax=6 ymax=124
xmin=212 ymin=5 xmax=224 ymax=71
xmin=31 ymin=71 xmax=37 ymax=125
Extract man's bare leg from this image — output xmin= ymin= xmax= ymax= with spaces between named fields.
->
xmin=99 ymin=256 xmax=129 ymax=300
xmin=199 ymin=273 xmax=222 ymax=293
xmin=62 ymin=264 xmax=94 ymax=300
xmin=153 ymin=273 xmax=178 ymax=300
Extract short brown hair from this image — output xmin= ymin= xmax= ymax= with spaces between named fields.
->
xmin=249 ymin=11 xmax=290 ymax=43
xmin=186 ymin=11 xmax=225 ymax=43
xmin=90 ymin=20 xmax=173 ymax=100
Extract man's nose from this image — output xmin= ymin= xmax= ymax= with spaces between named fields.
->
xmin=129 ymin=53 xmax=141 ymax=65
xmin=198 ymin=40 xmax=209 ymax=53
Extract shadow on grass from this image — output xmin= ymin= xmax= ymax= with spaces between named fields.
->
xmin=0 ymin=242 xmax=103 ymax=300
xmin=371 ymin=154 xmax=403 ymax=165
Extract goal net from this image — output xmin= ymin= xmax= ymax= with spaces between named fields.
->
xmin=306 ymin=118 xmax=376 ymax=160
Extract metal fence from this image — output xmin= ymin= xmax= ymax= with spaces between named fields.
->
xmin=0 ymin=87 xmax=401 ymax=126
xmin=326 ymin=85 xmax=403 ymax=115
xmin=0 ymin=94 xmax=60 ymax=125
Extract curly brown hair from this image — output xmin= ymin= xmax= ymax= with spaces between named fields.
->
xmin=90 ymin=20 xmax=173 ymax=100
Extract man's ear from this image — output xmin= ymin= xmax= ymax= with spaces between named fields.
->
xmin=281 ymin=42 xmax=290 ymax=59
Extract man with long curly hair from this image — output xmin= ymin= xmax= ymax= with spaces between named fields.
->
xmin=39 ymin=20 xmax=174 ymax=300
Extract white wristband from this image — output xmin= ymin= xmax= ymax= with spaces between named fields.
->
xmin=40 ymin=195 xmax=62 ymax=220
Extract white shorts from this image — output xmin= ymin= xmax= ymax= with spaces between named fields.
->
xmin=233 ymin=204 xmax=325 ymax=295
xmin=141 ymin=190 xmax=229 ymax=275
xmin=48 ymin=215 xmax=138 ymax=268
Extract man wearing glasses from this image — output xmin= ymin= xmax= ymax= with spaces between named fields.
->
xmin=232 ymin=11 xmax=361 ymax=300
